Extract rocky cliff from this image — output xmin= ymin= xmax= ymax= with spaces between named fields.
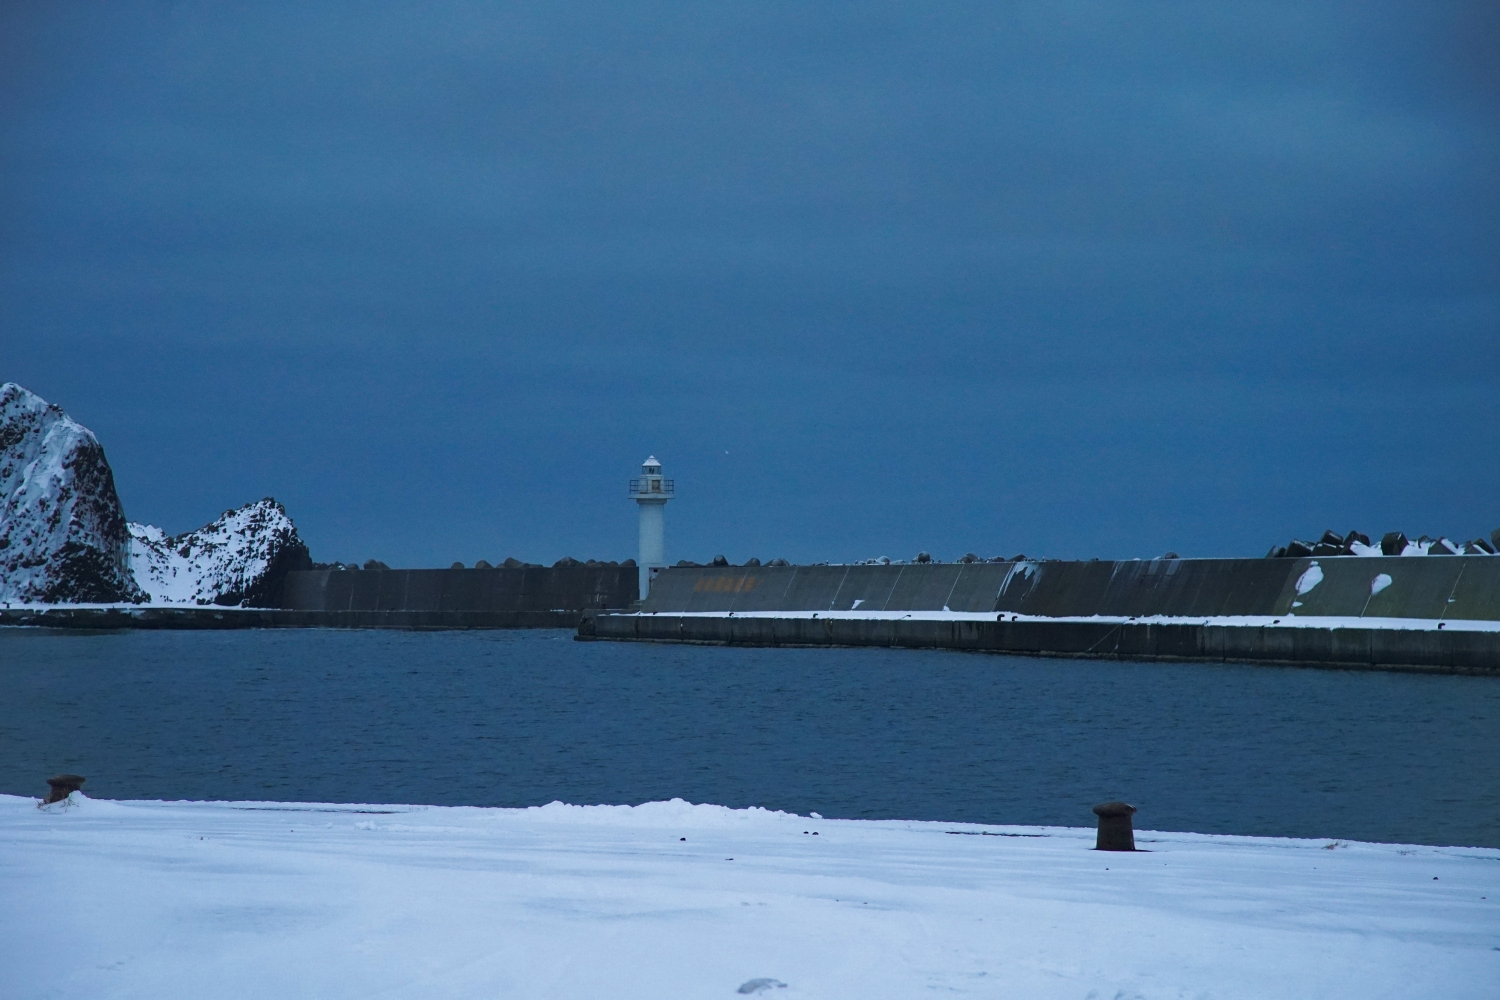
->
xmin=129 ymin=499 xmax=311 ymax=606
xmin=0 ymin=383 xmax=144 ymax=603
xmin=1 ymin=383 xmax=311 ymax=606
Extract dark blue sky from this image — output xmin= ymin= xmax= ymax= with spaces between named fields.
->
xmin=3 ymin=2 xmax=1496 ymax=566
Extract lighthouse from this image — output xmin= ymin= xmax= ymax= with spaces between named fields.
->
xmin=630 ymin=455 xmax=673 ymax=598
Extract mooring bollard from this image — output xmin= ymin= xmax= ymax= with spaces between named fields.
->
xmin=43 ymin=774 xmax=86 ymax=805
xmin=1092 ymin=801 xmax=1137 ymax=851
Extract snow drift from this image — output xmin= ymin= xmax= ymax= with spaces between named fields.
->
xmin=0 ymin=383 xmax=310 ymax=607
xmin=4 ymin=793 xmax=1497 ymax=1000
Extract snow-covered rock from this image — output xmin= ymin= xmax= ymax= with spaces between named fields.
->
xmin=1 ymin=383 xmax=312 ymax=607
xmin=1269 ymin=528 xmax=1498 ymax=558
xmin=0 ymin=383 xmax=144 ymax=603
xmin=129 ymin=498 xmax=311 ymax=606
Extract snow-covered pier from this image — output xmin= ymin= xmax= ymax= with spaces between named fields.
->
xmin=3 ymin=793 xmax=1495 ymax=999
xmin=580 ymin=561 xmax=1500 ymax=674
xmin=581 ymin=611 xmax=1500 ymax=674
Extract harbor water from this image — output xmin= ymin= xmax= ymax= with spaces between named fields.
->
xmin=2 ymin=628 xmax=1496 ymax=846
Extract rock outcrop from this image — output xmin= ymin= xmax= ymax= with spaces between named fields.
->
xmin=129 ymin=499 xmax=312 ymax=606
xmin=1267 ymin=528 xmax=1496 ymax=558
xmin=0 ymin=383 xmax=144 ymax=603
xmin=0 ymin=382 xmax=312 ymax=607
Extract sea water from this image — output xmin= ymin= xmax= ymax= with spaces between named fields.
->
xmin=2 ymin=627 xmax=1496 ymax=846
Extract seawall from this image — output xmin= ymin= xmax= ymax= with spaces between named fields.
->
xmin=634 ymin=557 xmax=1500 ymax=619
xmin=578 ymin=559 xmax=1500 ymax=673
xmin=279 ymin=565 xmax=637 ymax=614
xmin=0 ymin=565 xmax=636 ymax=630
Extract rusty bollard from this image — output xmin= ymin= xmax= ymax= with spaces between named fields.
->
xmin=43 ymin=774 xmax=86 ymax=805
xmin=1092 ymin=801 xmax=1137 ymax=851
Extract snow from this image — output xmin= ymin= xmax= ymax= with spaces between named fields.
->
xmin=1289 ymin=561 xmax=1325 ymax=609
xmin=1340 ymin=540 xmax=1477 ymax=558
xmin=1294 ymin=561 xmax=1324 ymax=595
xmin=2 ymin=793 xmax=1495 ymax=999
xmin=647 ymin=610 xmax=1500 ymax=631
xmin=1002 ymin=560 xmax=1039 ymax=585
xmin=1404 ymin=538 xmax=1459 ymax=556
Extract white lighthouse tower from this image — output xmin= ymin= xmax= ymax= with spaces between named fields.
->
xmin=630 ymin=455 xmax=673 ymax=598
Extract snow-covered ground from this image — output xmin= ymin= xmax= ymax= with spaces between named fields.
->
xmin=3 ymin=794 xmax=1495 ymax=999
xmin=634 ymin=609 xmax=1500 ymax=631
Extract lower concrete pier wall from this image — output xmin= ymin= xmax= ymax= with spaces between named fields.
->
xmin=579 ymin=613 xmax=1500 ymax=675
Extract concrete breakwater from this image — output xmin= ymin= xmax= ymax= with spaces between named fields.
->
xmin=279 ymin=565 xmax=637 ymax=615
xmin=578 ymin=558 xmax=1500 ymax=673
xmin=0 ymin=565 xmax=636 ymax=630
xmin=631 ymin=557 xmax=1500 ymax=620
xmin=0 ymin=607 xmax=578 ymax=630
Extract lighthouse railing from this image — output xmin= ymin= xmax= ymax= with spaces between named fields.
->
xmin=628 ymin=478 xmax=675 ymax=497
